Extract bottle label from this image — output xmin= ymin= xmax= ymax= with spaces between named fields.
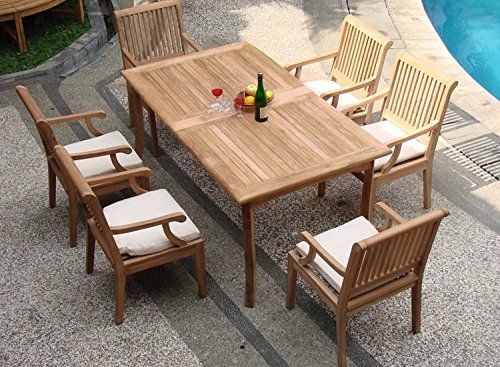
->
xmin=259 ymin=106 xmax=268 ymax=119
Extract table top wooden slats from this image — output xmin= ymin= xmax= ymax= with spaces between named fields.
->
xmin=123 ymin=41 xmax=391 ymax=307
xmin=123 ymin=42 xmax=390 ymax=204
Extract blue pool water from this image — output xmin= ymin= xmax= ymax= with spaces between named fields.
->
xmin=423 ymin=0 xmax=500 ymax=99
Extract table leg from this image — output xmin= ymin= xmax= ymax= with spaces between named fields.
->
xmin=361 ymin=161 xmax=375 ymax=220
xmin=317 ymin=181 xmax=326 ymax=198
xmin=14 ymin=13 xmax=27 ymax=53
xmin=129 ymin=88 xmax=144 ymax=157
xmin=242 ymin=203 xmax=256 ymax=307
xmin=75 ymin=0 xmax=84 ymax=23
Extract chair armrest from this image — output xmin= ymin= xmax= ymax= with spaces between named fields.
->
xmin=181 ymin=32 xmax=202 ymax=52
xmin=374 ymin=202 xmax=407 ymax=231
xmin=379 ymin=122 xmax=439 ymax=173
xmin=298 ymin=231 xmax=346 ymax=277
xmin=86 ymin=166 xmax=151 ymax=189
xmin=70 ymin=145 xmax=131 ymax=160
xmin=320 ymin=77 xmax=376 ymax=104
xmin=70 ymin=144 xmax=132 ymax=172
xmin=110 ymin=212 xmax=190 ymax=247
xmin=44 ymin=110 xmax=106 ymax=137
xmin=121 ymin=48 xmax=140 ymax=68
xmin=385 ymin=121 xmax=440 ymax=148
xmin=284 ymin=51 xmax=338 ymax=79
xmin=340 ymin=90 xmax=389 ymax=116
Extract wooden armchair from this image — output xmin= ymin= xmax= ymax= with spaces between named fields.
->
xmin=114 ymin=0 xmax=203 ymax=157
xmin=340 ymin=53 xmax=458 ymax=211
xmin=53 ymin=145 xmax=206 ymax=325
xmin=16 ymin=85 xmax=148 ymax=247
xmin=287 ymin=202 xmax=449 ymax=367
xmin=285 ymin=15 xmax=392 ymax=121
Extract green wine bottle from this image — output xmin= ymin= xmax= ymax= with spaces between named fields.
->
xmin=254 ymin=72 xmax=268 ymax=122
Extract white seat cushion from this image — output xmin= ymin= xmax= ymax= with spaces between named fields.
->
xmin=64 ymin=131 xmax=143 ymax=178
xmin=103 ymin=189 xmax=200 ymax=256
xmin=362 ymin=120 xmax=427 ymax=171
xmin=304 ymin=80 xmax=359 ymax=107
xmin=296 ymin=216 xmax=378 ymax=292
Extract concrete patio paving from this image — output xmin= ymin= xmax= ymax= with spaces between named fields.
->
xmin=1 ymin=0 xmax=499 ymax=366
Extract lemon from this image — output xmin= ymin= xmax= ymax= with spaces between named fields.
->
xmin=244 ymin=96 xmax=255 ymax=105
xmin=265 ymin=90 xmax=274 ymax=100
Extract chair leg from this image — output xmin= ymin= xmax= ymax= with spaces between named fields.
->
xmin=127 ymin=86 xmax=135 ymax=127
xmin=147 ymin=106 xmax=160 ymax=157
xmin=411 ymin=283 xmax=422 ymax=334
xmin=317 ymin=181 xmax=326 ymax=198
xmin=68 ymin=192 xmax=78 ymax=247
xmin=86 ymin=224 xmax=95 ymax=274
xmin=423 ymin=166 xmax=432 ymax=209
xmin=114 ymin=274 xmax=126 ymax=325
xmin=48 ymin=164 xmax=56 ymax=208
xmin=286 ymin=254 xmax=297 ymax=310
xmin=194 ymin=243 xmax=207 ymax=298
xmin=336 ymin=314 xmax=348 ymax=367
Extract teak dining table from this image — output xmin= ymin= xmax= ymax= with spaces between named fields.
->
xmin=122 ymin=42 xmax=391 ymax=307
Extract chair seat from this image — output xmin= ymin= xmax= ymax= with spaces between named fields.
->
xmin=304 ymin=80 xmax=359 ymax=107
xmin=362 ymin=120 xmax=427 ymax=171
xmin=296 ymin=216 xmax=378 ymax=292
xmin=103 ymin=189 xmax=200 ymax=256
xmin=64 ymin=131 xmax=143 ymax=178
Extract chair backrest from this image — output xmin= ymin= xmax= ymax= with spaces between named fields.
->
xmin=381 ymin=53 xmax=458 ymax=136
xmin=15 ymin=85 xmax=58 ymax=158
xmin=114 ymin=0 xmax=187 ymax=68
xmin=331 ymin=15 xmax=393 ymax=98
xmin=341 ymin=209 xmax=448 ymax=299
xmin=53 ymin=145 xmax=123 ymax=268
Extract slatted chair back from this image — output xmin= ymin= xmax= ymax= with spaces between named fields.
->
xmin=114 ymin=0 xmax=188 ymax=68
xmin=54 ymin=145 xmax=123 ymax=268
xmin=331 ymin=15 xmax=392 ymax=98
xmin=16 ymin=86 xmax=57 ymax=157
xmin=381 ymin=53 xmax=458 ymax=140
xmin=341 ymin=209 xmax=448 ymax=300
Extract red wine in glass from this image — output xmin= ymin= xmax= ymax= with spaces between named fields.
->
xmin=208 ymin=88 xmax=224 ymax=112
xmin=234 ymin=95 xmax=244 ymax=119
xmin=211 ymin=88 xmax=223 ymax=98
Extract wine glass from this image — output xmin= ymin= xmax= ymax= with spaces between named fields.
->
xmin=234 ymin=95 xmax=244 ymax=119
xmin=208 ymin=87 xmax=223 ymax=112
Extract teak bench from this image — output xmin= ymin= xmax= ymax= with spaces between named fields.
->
xmin=0 ymin=0 xmax=84 ymax=53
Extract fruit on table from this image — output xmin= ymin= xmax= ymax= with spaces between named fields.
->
xmin=265 ymin=90 xmax=274 ymax=100
xmin=246 ymin=84 xmax=257 ymax=96
xmin=244 ymin=96 xmax=255 ymax=105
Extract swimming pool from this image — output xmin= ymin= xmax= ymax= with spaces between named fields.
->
xmin=423 ymin=0 xmax=500 ymax=99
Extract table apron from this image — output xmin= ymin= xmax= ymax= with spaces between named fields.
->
xmin=243 ymin=161 xmax=374 ymax=208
